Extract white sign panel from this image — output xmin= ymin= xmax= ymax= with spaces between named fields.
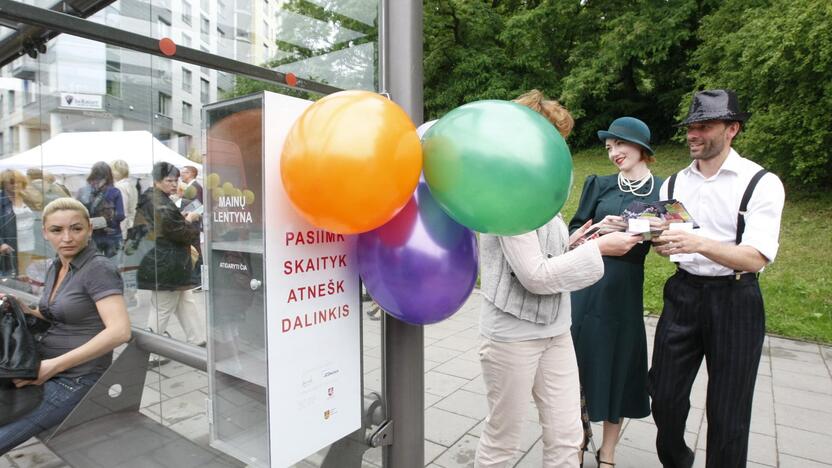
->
xmin=262 ymin=92 xmax=362 ymax=467
xmin=59 ymin=92 xmax=103 ymax=110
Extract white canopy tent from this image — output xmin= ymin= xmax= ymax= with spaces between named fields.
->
xmin=0 ymin=130 xmax=202 ymax=176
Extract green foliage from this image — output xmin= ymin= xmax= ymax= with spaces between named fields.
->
xmin=424 ymin=0 xmax=832 ymax=188
xmin=424 ymin=0 xmax=716 ymax=146
xmin=559 ymin=0 xmax=714 ymax=147
xmin=688 ymin=0 xmax=832 ymax=188
xmin=423 ymin=0 xmax=581 ymax=118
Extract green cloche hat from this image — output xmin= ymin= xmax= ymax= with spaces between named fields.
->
xmin=597 ymin=116 xmax=654 ymax=155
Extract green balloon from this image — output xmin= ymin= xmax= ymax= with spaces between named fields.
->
xmin=422 ymin=100 xmax=573 ymax=235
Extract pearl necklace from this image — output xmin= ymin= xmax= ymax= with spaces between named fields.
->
xmin=618 ymin=171 xmax=654 ymax=197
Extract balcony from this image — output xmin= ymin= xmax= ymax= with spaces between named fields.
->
xmin=11 ymin=56 xmax=37 ymax=80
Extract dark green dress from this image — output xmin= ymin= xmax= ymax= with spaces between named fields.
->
xmin=568 ymin=174 xmax=661 ymax=423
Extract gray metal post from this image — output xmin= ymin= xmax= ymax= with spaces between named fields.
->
xmin=380 ymin=1 xmax=424 ymax=467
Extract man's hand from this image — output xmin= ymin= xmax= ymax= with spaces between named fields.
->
xmin=653 ymin=229 xmax=706 ymax=257
xmin=0 ymin=243 xmax=14 ymax=254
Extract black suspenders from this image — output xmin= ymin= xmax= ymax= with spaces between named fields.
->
xmin=736 ymin=169 xmax=769 ymax=245
xmin=667 ymin=173 xmax=677 ymax=200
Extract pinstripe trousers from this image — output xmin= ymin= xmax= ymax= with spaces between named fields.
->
xmin=648 ymin=270 xmax=765 ymax=468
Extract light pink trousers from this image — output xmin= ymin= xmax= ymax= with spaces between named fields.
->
xmin=475 ymin=333 xmax=583 ymax=468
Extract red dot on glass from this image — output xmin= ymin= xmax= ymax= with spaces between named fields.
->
xmin=286 ymin=73 xmax=298 ymax=87
xmin=159 ymin=38 xmax=176 ymax=56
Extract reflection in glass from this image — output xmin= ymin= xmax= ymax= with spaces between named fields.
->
xmin=0 ymin=0 xmax=381 ymax=464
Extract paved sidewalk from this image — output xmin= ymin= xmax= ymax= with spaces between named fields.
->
xmin=3 ymin=292 xmax=831 ymax=467
xmin=410 ymin=293 xmax=832 ymax=468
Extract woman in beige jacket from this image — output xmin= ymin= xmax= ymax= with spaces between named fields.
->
xmin=475 ymin=90 xmax=643 ymax=468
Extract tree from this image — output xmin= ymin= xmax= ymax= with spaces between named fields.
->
xmin=688 ymin=0 xmax=832 ymax=187
xmin=424 ymin=0 xmax=719 ymax=148
xmin=423 ymin=0 xmax=583 ymax=119
xmin=558 ymin=0 xmax=719 ymax=148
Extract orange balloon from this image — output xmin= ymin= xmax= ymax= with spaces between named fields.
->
xmin=281 ymin=90 xmax=423 ymax=234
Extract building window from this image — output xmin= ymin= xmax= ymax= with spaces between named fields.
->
xmin=8 ymin=126 xmax=16 ymax=152
xmin=106 ymin=60 xmax=122 ymax=97
xmin=178 ymin=134 xmax=193 ymax=156
xmin=8 ymin=91 xmax=15 ymax=113
xmin=182 ymin=67 xmax=193 ymax=93
xmin=181 ymin=33 xmax=192 ymax=47
xmin=23 ymin=80 xmax=35 ymax=105
xmin=201 ymin=15 xmax=210 ymax=41
xmin=263 ymin=42 xmax=269 ymax=57
xmin=157 ymin=16 xmax=171 ymax=38
xmin=182 ymin=0 xmax=192 ymax=25
xmin=200 ymin=78 xmax=210 ymax=103
xmin=0 ymin=95 xmax=4 ymax=117
xmin=182 ymin=101 xmax=193 ymax=125
xmin=200 ymin=46 xmax=210 ymax=75
xmin=217 ymin=27 xmax=226 ymax=40
xmin=263 ymin=20 xmax=269 ymax=39
xmin=0 ymin=133 xmax=4 ymax=153
xmin=201 ymin=0 xmax=209 ymax=13
xmin=158 ymin=92 xmax=171 ymax=116
xmin=158 ymin=58 xmax=172 ymax=83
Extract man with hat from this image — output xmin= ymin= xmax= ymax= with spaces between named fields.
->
xmin=648 ymin=89 xmax=785 ymax=468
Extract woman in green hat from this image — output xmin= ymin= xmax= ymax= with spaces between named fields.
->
xmin=569 ymin=116 xmax=661 ymax=467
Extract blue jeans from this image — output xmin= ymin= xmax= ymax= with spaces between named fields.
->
xmin=0 ymin=374 xmax=99 ymax=454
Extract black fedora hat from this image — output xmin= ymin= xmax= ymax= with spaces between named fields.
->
xmin=677 ymin=89 xmax=751 ymax=126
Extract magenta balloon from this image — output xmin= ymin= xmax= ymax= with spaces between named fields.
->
xmin=358 ymin=181 xmax=479 ymax=325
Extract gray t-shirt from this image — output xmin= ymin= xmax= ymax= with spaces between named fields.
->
xmin=38 ymin=245 xmax=124 ymax=378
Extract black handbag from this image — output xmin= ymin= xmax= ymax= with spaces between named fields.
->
xmin=0 ymin=297 xmax=49 ymax=427
xmin=0 ymin=383 xmax=44 ymax=426
xmin=0 ymin=296 xmax=41 ymax=380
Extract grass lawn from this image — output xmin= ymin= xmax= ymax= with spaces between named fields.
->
xmin=562 ymin=144 xmax=832 ymax=344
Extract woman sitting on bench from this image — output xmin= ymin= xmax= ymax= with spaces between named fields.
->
xmin=0 ymin=197 xmax=131 ymax=454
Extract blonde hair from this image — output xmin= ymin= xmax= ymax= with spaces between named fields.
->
xmin=110 ymin=159 xmax=130 ymax=180
xmin=43 ymin=197 xmax=90 ymax=225
xmin=1 ymin=170 xmax=29 ymax=209
xmin=1 ymin=169 xmax=27 ymax=193
xmin=513 ymin=89 xmax=574 ymax=139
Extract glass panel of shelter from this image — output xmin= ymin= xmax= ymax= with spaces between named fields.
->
xmin=0 ymin=0 xmax=382 ymax=465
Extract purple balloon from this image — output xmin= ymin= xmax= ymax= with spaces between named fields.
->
xmin=358 ymin=181 xmax=479 ymax=325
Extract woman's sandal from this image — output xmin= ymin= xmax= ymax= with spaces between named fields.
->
xmin=596 ymin=453 xmax=615 ymax=466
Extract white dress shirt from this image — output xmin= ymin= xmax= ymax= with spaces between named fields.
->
xmin=659 ymin=148 xmax=785 ymax=276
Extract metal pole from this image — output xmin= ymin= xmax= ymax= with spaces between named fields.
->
xmin=381 ymin=1 xmax=424 ymax=467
